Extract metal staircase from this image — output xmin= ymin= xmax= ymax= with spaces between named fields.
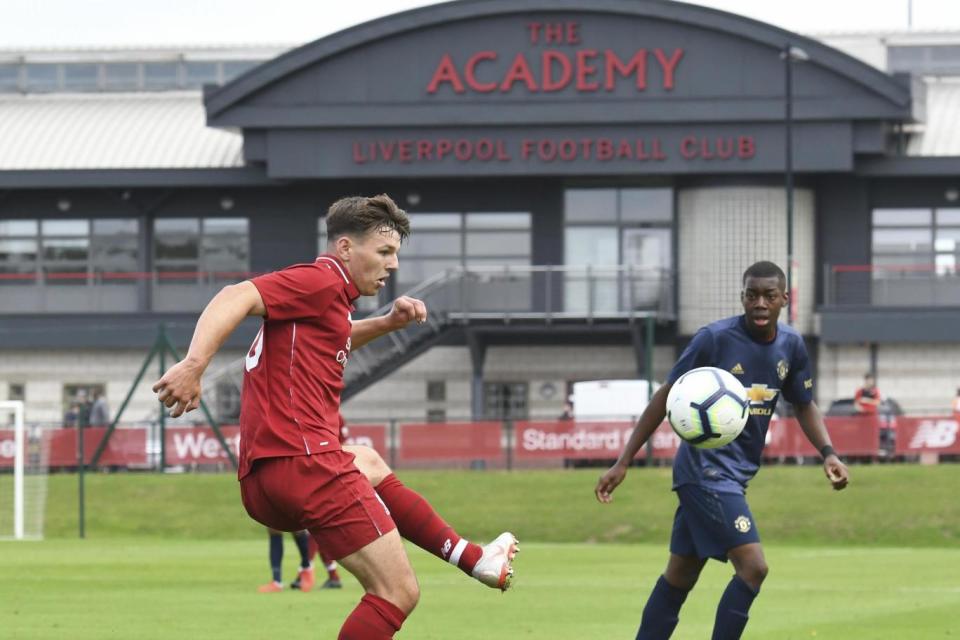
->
xmin=202 ymin=265 xmax=674 ymax=405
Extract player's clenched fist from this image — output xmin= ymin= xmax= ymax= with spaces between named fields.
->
xmin=386 ymin=295 xmax=427 ymax=330
xmin=152 ymin=358 xmax=204 ymax=418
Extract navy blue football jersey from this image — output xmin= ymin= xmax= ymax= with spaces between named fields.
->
xmin=667 ymin=315 xmax=814 ymax=493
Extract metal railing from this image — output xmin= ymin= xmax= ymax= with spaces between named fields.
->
xmin=824 ymin=263 xmax=960 ymax=307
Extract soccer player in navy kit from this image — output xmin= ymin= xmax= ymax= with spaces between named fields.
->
xmin=595 ymin=261 xmax=849 ymax=640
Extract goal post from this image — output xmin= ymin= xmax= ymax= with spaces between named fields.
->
xmin=1 ymin=400 xmax=46 ymax=540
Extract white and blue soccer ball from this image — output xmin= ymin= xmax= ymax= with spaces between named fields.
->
xmin=666 ymin=366 xmax=749 ymax=449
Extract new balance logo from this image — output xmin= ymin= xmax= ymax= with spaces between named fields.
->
xmin=909 ymin=420 xmax=958 ymax=449
xmin=730 ymin=363 xmax=744 ymax=375
xmin=442 ymin=538 xmax=453 ymax=558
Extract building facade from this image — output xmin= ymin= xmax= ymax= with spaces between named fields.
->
xmin=2 ymin=0 xmax=960 ymax=424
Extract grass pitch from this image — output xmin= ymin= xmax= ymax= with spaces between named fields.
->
xmin=1 ymin=539 xmax=957 ymax=639
xmin=1 ymin=465 xmax=958 ymax=638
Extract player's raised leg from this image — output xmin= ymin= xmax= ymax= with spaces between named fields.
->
xmin=345 ymin=444 xmax=518 ymax=591
xmin=636 ymin=552 xmax=705 ymax=640
xmin=336 ymin=530 xmax=419 ymax=639
xmin=712 ymin=542 xmax=767 ymax=640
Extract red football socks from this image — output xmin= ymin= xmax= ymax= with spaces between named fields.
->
xmin=375 ymin=473 xmax=482 ymax=575
xmin=338 ymin=594 xmax=405 ymax=640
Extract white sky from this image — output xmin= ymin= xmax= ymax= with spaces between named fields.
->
xmin=1 ymin=0 xmax=959 ymax=48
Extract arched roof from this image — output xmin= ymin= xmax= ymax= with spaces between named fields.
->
xmin=205 ymin=0 xmax=910 ymax=120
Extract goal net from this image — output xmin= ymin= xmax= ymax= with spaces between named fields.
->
xmin=0 ymin=401 xmax=49 ymax=540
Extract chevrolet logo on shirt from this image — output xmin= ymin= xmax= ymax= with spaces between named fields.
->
xmin=746 ymin=384 xmax=778 ymax=404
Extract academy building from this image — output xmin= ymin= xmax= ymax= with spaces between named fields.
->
xmin=2 ymin=0 xmax=960 ymax=424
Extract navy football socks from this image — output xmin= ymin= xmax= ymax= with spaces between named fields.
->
xmin=292 ymin=530 xmax=312 ymax=569
xmin=269 ymin=533 xmax=283 ymax=583
xmin=711 ymin=575 xmax=759 ymax=640
xmin=636 ymin=575 xmax=690 ymax=639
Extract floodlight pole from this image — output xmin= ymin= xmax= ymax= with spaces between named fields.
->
xmin=783 ymin=43 xmax=808 ymax=325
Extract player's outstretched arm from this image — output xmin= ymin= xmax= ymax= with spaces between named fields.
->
xmin=794 ymin=401 xmax=849 ymax=491
xmin=351 ymin=295 xmax=427 ymax=350
xmin=595 ymin=382 xmax=671 ymax=504
xmin=153 ymin=281 xmax=266 ymax=417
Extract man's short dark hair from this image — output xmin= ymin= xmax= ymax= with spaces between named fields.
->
xmin=325 ymin=194 xmax=410 ymax=243
xmin=742 ymin=261 xmax=786 ymax=290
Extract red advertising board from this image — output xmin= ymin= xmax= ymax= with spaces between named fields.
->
xmin=343 ymin=424 xmax=389 ymax=455
xmin=514 ymin=421 xmax=635 ymax=459
xmin=164 ymin=426 xmax=240 ymax=466
xmin=896 ymin=417 xmax=960 ymax=454
xmin=397 ymin=422 xmax=502 ymax=462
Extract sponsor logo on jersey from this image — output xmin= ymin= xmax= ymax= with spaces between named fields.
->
xmin=734 ymin=515 xmax=752 ymax=533
xmin=746 ymin=384 xmax=779 ymax=416
xmin=730 ymin=363 xmax=744 ymax=375
xmin=777 ymin=359 xmax=789 ymax=381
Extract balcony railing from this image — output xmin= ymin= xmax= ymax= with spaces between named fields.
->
xmin=0 ymin=265 xmax=675 ymax=316
xmin=824 ymin=263 xmax=960 ymax=307
xmin=0 ymin=270 xmax=253 ymax=314
xmin=344 ymin=265 xmax=674 ymax=385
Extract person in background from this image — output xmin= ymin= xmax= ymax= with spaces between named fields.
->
xmin=854 ymin=373 xmax=881 ymax=416
xmin=89 ymin=391 xmax=110 ymax=427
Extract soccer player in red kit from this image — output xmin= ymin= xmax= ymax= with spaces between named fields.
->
xmin=153 ymin=194 xmax=516 ymax=639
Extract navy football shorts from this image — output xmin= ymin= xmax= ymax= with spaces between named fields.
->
xmin=669 ymin=484 xmax=760 ymax=561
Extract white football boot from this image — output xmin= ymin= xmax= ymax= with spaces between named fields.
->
xmin=471 ymin=532 xmax=519 ymax=591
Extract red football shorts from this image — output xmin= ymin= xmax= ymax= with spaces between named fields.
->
xmin=240 ymin=449 xmax=396 ymax=560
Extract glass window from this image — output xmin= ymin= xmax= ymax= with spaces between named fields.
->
xmin=872 ymin=208 xmax=932 ymax=226
xmin=409 ymin=213 xmax=462 ymax=230
xmin=42 ymin=220 xmax=89 ymax=236
xmin=565 ymin=227 xmax=618 ymax=265
xmin=0 ymin=220 xmax=38 ymax=236
xmin=465 ymin=231 xmax=531 ymax=256
xmin=620 ymin=188 xmax=673 ymax=223
xmin=202 ymin=235 xmax=248 ymax=271
xmin=466 ymin=212 xmax=530 ymax=229
xmin=404 ymin=231 xmax=461 ymax=256
xmin=25 ymin=64 xmax=60 ymax=92
xmin=937 ymin=208 xmax=960 ymax=225
xmin=483 ymin=382 xmax=528 ymax=420
xmin=184 ymin=62 xmax=219 ymax=88
xmin=397 ymin=258 xmax=461 ymax=284
xmin=871 ymin=228 xmax=931 ymax=253
xmin=63 ymin=64 xmax=100 ymax=90
xmin=93 ymin=218 xmax=139 ymax=235
xmin=155 ymin=235 xmax=199 ymax=260
xmin=204 ymin=218 xmax=247 ymax=234
xmin=144 ymin=62 xmax=180 ymax=90
xmin=155 ymin=218 xmax=199 ymax=234
xmin=43 ymin=238 xmax=89 ymax=262
xmin=426 ymin=380 xmax=446 ymax=402
xmin=104 ymin=63 xmax=141 ymax=91
xmin=565 ymin=189 xmax=617 ymax=223
xmin=0 ymin=64 xmax=20 ymax=91
xmin=0 ymin=239 xmax=38 ymax=274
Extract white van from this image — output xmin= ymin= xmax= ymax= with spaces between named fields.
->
xmin=571 ymin=379 xmax=658 ymax=421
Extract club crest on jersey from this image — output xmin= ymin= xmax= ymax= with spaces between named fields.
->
xmin=777 ymin=359 xmax=789 ymax=380
xmin=734 ymin=515 xmax=752 ymax=533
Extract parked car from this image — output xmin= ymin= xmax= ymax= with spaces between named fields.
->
xmin=825 ymin=397 xmax=903 ymax=417
xmin=825 ymin=397 xmax=903 ymax=458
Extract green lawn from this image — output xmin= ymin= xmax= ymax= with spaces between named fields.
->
xmin=0 ymin=539 xmax=956 ymax=639
xmin=0 ymin=465 xmax=957 ymax=638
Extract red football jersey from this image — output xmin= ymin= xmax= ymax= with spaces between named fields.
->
xmin=238 ymin=255 xmax=360 ymax=478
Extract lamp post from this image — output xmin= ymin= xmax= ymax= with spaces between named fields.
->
xmin=782 ymin=43 xmax=808 ymax=325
